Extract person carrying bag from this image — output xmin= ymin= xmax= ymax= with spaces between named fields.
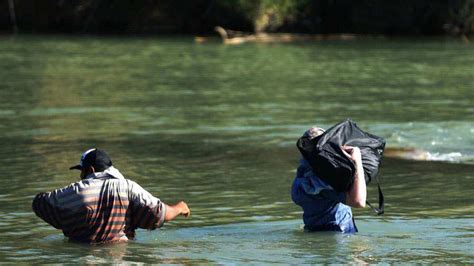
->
xmin=292 ymin=119 xmax=385 ymax=233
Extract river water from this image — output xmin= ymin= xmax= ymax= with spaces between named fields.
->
xmin=0 ymin=36 xmax=473 ymax=263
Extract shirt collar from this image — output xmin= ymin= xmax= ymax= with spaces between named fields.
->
xmin=85 ymin=166 xmax=125 ymax=180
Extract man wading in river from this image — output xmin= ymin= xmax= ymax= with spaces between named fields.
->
xmin=291 ymin=127 xmax=366 ymax=233
xmin=32 ymin=148 xmax=190 ymax=244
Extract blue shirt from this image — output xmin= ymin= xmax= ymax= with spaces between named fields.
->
xmin=291 ymin=159 xmax=357 ymax=233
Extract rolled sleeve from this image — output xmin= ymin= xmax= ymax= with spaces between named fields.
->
xmin=157 ymin=202 xmax=166 ymax=227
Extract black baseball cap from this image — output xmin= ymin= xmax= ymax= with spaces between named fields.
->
xmin=69 ymin=148 xmax=112 ymax=172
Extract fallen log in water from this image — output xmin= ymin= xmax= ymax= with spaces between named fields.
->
xmin=195 ymin=26 xmax=357 ymax=45
xmin=384 ymin=147 xmax=430 ymax=161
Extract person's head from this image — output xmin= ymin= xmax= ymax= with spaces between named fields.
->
xmin=303 ymin=126 xmax=325 ymax=139
xmin=69 ymin=148 xmax=113 ymax=179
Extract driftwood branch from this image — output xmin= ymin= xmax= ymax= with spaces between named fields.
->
xmin=384 ymin=147 xmax=430 ymax=161
xmin=196 ymin=26 xmax=357 ymax=45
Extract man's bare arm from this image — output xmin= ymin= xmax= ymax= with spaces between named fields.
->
xmin=343 ymin=146 xmax=367 ymax=208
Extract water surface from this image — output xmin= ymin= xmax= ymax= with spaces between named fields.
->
xmin=0 ymin=36 xmax=473 ymax=263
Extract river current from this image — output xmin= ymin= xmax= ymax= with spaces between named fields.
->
xmin=0 ymin=36 xmax=472 ymax=263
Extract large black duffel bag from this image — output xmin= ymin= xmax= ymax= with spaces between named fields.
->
xmin=296 ymin=119 xmax=386 ymax=214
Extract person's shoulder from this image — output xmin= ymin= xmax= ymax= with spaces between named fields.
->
xmin=123 ymin=177 xmax=137 ymax=185
xmin=38 ymin=180 xmax=84 ymax=199
xmin=122 ymin=178 xmax=147 ymax=192
xmin=57 ymin=180 xmax=84 ymax=192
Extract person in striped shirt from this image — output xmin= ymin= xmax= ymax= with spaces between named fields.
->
xmin=32 ymin=148 xmax=190 ymax=244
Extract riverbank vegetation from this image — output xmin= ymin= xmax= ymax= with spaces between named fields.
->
xmin=1 ymin=0 xmax=473 ymax=37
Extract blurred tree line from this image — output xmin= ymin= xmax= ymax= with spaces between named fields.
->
xmin=1 ymin=0 xmax=473 ymax=36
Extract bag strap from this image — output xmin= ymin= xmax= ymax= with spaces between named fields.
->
xmin=366 ymin=180 xmax=384 ymax=215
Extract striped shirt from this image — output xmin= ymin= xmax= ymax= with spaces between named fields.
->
xmin=32 ymin=166 xmax=166 ymax=244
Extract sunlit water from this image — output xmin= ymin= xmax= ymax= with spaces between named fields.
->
xmin=0 ymin=36 xmax=473 ymax=263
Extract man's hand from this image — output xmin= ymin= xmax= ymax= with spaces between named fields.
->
xmin=341 ymin=145 xmax=362 ymax=165
xmin=164 ymin=201 xmax=191 ymax=222
xmin=176 ymin=201 xmax=190 ymax=217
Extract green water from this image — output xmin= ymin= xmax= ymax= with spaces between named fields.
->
xmin=0 ymin=36 xmax=473 ymax=263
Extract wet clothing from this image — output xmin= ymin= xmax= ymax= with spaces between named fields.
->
xmin=291 ymin=159 xmax=357 ymax=233
xmin=32 ymin=166 xmax=166 ymax=243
